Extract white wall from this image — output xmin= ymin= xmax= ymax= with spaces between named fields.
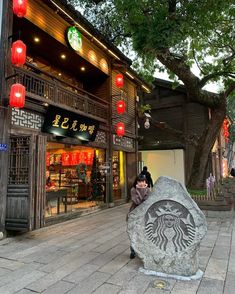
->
xmin=141 ymin=149 xmax=185 ymax=185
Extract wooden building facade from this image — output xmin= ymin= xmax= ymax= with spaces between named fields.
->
xmin=138 ymin=78 xmax=211 ymax=185
xmin=0 ymin=0 xmax=150 ymax=233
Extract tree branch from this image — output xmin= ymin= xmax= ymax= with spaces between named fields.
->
xmin=200 ymin=71 xmax=235 ymax=88
xmin=156 ymin=49 xmax=200 ymax=90
xmin=225 ymin=82 xmax=235 ymax=97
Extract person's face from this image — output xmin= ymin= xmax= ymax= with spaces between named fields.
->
xmin=164 ymin=215 xmax=175 ymax=228
xmin=137 ymin=180 xmax=146 ymax=187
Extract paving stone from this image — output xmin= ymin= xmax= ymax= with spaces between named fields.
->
xmin=99 ymin=250 xmax=130 ymax=274
xmin=0 ymin=205 xmax=234 ymax=294
xmin=228 ymin=259 xmax=235 ymax=273
xmin=90 ymin=244 xmax=127 ymax=266
xmin=144 ymin=288 xmax=170 ymax=294
xmin=0 ymin=269 xmax=46 ymax=294
xmin=204 ymin=258 xmax=228 ymax=281
xmin=224 ymin=272 xmax=235 ymax=294
xmin=197 ymin=278 xmax=224 ymax=294
xmin=15 ymin=289 xmax=37 ymax=294
xmin=211 ymin=245 xmax=230 ymax=260
xmin=0 ymin=267 xmax=12 ymax=277
xmin=107 ymin=264 xmax=138 ymax=287
xmin=92 ymin=283 xmax=121 ymax=294
xmin=171 ymin=280 xmax=200 ymax=294
xmin=0 ymin=263 xmax=41 ymax=287
xmin=26 ymin=252 xmax=99 ymax=292
xmin=0 ymin=257 xmax=25 ymax=271
xmin=41 ymin=280 xmax=75 ymax=294
xmin=93 ymin=233 xmax=127 ymax=253
xmin=63 ymin=263 xmax=100 ymax=283
xmin=118 ymin=273 xmax=153 ymax=294
xmin=66 ymin=271 xmax=110 ymax=294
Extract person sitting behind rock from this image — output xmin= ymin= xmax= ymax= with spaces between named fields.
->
xmin=128 ymin=174 xmax=150 ymax=259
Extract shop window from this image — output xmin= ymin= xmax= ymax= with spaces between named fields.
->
xmin=45 ymin=142 xmax=106 ymax=218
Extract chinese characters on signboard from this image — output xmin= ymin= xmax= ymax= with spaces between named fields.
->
xmin=42 ymin=106 xmax=99 ymax=142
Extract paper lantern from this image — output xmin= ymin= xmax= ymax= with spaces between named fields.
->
xmin=115 ymin=74 xmax=124 ymax=88
xmin=116 ymin=99 xmax=126 ymax=114
xmin=13 ymin=0 xmax=28 ymax=18
xmin=9 ymin=83 xmax=25 ymax=108
xmin=116 ymin=122 xmax=125 ymax=137
xmin=11 ymin=40 xmax=26 ymax=67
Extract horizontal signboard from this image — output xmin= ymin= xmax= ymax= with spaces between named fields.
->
xmin=42 ymin=106 xmax=99 ymax=142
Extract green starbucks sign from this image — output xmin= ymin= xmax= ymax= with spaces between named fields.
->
xmin=67 ymin=27 xmax=82 ymax=51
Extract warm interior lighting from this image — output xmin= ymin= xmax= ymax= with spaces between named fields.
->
xmin=142 ymin=85 xmax=150 ymax=93
xmin=34 ymin=37 xmax=40 ymax=43
xmin=80 ymin=67 xmax=86 ymax=71
xmin=108 ymin=50 xmax=120 ymax=60
xmin=61 ymin=54 xmax=66 ymax=59
xmin=50 ymin=0 xmax=121 ymax=61
xmin=126 ymin=71 xmax=134 ymax=79
xmin=93 ymin=37 xmax=107 ymax=50
xmin=119 ymin=151 xmax=125 ymax=186
xmin=58 ymin=73 xmax=62 ymax=76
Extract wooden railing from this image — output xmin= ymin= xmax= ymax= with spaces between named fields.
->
xmin=14 ymin=65 xmax=109 ymax=122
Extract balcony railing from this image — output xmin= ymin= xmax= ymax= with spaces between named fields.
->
xmin=14 ymin=64 xmax=109 ymax=122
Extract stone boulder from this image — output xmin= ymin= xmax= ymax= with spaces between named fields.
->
xmin=127 ymin=176 xmax=207 ymax=277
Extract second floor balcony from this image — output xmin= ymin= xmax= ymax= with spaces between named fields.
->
xmin=14 ymin=64 xmax=109 ymax=123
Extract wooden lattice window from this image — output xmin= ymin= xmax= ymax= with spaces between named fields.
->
xmin=8 ymin=137 xmax=30 ymax=184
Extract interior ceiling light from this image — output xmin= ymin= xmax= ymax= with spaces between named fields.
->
xmin=80 ymin=67 xmax=86 ymax=71
xmin=61 ymin=54 xmax=66 ymax=59
xmin=49 ymin=0 xmax=121 ymax=61
xmin=34 ymin=37 xmax=40 ymax=43
xmin=58 ymin=73 xmax=62 ymax=76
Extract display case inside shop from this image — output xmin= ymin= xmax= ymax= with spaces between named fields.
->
xmin=45 ymin=143 xmax=106 ymax=217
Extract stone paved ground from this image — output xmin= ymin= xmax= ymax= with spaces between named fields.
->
xmin=0 ymin=204 xmax=235 ymax=294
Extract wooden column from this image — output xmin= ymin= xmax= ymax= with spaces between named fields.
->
xmin=0 ymin=0 xmax=11 ymax=235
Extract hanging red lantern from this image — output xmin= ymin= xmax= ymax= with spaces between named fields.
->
xmin=13 ymin=0 xmax=28 ymax=18
xmin=9 ymin=83 xmax=25 ymax=108
xmin=115 ymin=73 xmax=124 ymax=88
xmin=222 ymin=118 xmax=230 ymax=143
xmin=11 ymin=40 xmax=26 ymax=67
xmin=116 ymin=99 xmax=126 ymax=114
xmin=116 ymin=122 xmax=125 ymax=137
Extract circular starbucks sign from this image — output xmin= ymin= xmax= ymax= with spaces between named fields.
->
xmin=67 ymin=27 xmax=82 ymax=51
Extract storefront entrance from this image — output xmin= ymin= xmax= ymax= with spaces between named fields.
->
xmin=45 ymin=142 xmax=106 ymax=218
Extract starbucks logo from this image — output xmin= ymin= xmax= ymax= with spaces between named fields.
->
xmin=145 ymin=200 xmax=196 ymax=253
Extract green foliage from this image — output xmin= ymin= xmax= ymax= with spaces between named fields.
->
xmin=69 ymin=0 xmax=235 ymax=95
xmin=227 ymin=93 xmax=235 ymax=142
xmin=139 ymin=104 xmax=151 ymax=114
xmin=188 ymin=189 xmax=206 ymax=196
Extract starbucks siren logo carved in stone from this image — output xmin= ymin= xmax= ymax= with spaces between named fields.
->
xmin=145 ymin=200 xmax=196 ymax=253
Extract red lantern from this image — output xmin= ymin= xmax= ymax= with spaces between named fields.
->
xmin=11 ymin=40 xmax=26 ymax=67
xmin=13 ymin=0 xmax=28 ymax=18
xmin=116 ymin=122 xmax=125 ymax=137
xmin=115 ymin=73 xmax=124 ymax=88
xmin=116 ymin=99 xmax=126 ymax=114
xmin=9 ymin=83 xmax=25 ymax=108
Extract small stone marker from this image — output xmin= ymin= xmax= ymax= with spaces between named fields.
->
xmin=127 ymin=176 xmax=207 ymax=278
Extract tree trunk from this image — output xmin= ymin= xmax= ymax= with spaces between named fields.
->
xmin=188 ymin=102 xmax=226 ymax=189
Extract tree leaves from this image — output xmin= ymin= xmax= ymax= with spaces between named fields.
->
xmin=69 ymin=0 xmax=235 ymax=101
